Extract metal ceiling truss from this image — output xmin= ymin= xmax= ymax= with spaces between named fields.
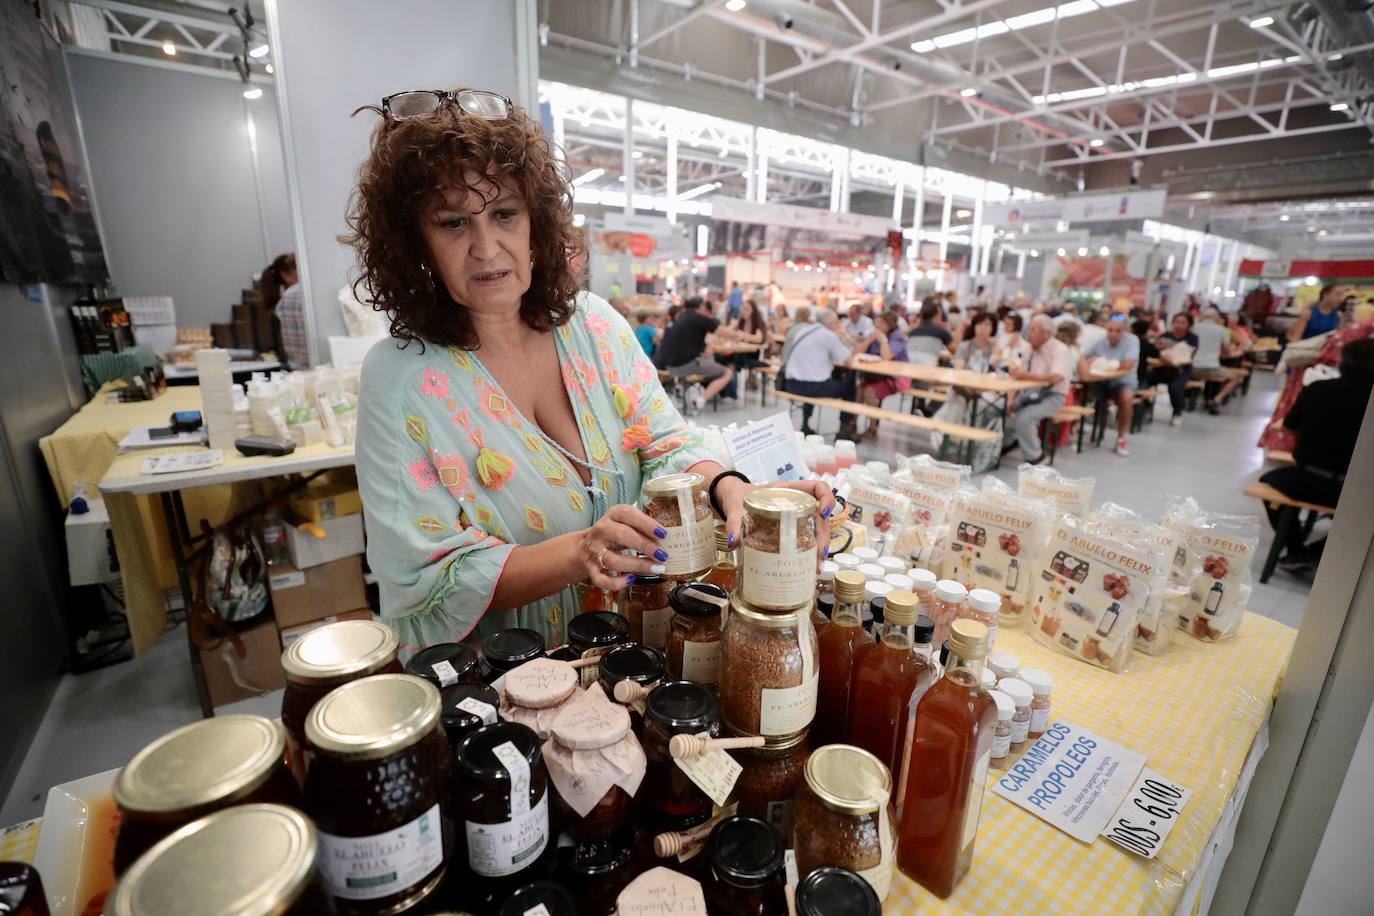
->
xmin=67 ymin=0 xmax=269 ymax=67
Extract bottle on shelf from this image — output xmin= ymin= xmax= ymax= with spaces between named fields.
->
xmin=930 ymin=580 xmax=967 ymax=649
xmin=959 ymin=587 xmax=1001 ymax=650
xmin=814 ymin=571 xmax=873 ymax=747
xmin=701 ymin=523 xmax=738 ymax=595
xmin=896 ymin=619 xmax=997 ymax=899
xmin=846 ymin=591 xmax=937 ymax=778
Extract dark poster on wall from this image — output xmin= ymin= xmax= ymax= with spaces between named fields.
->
xmin=0 ymin=0 xmax=107 ymax=284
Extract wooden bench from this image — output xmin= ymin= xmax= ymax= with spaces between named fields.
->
xmin=757 ymin=360 xmax=781 ymax=407
xmin=1131 ymin=387 xmax=1159 ymax=433
xmin=777 ymin=391 xmax=996 ymax=464
xmin=1041 ymin=404 xmax=1096 ymax=461
xmin=1264 ymin=450 xmax=1295 ymax=465
xmin=1244 ymin=481 xmax=1337 ymax=583
xmin=658 ymin=369 xmax=708 ymax=413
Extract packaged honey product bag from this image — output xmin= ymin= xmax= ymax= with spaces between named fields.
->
xmin=1029 ymin=515 xmax=1158 ymax=672
xmin=1164 ymin=497 xmax=1260 ymax=643
xmin=1086 ymin=503 xmax=1184 ymax=656
xmin=1017 ymin=464 xmax=1095 ymax=519
xmin=889 ymin=472 xmax=958 ymax=567
xmin=837 ymin=467 xmax=915 ymax=558
xmin=941 ymin=478 xmax=1055 ymax=627
xmin=895 ymin=453 xmax=972 ymax=491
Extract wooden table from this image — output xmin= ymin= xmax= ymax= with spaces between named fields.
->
xmin=708 ymin=340 xmax=766 ymax=357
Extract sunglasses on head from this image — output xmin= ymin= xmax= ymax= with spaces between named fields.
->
xmin=355 ymin=89 xmax=513 ymax=123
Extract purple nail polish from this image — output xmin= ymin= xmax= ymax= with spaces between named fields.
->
xmin=822 ymin=545 xmax=830 ymax=559
xmin=822 ymin=505 xmax=832 ymax=520
xmin=625 ymin=574 xmax=637 ymax=585
xmin=653 ymin=527 xmax=668 ymax=539
xmin=727 ymin=533 xmax=737 ymax=548
xmin=653 ymin=548 xmax=669 ymax=562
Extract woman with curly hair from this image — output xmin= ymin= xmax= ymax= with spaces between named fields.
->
xmin=348 ymin=89 xmax=832 ymax=651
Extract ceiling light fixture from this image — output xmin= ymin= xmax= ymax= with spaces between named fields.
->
xmin=960 ymin=87 xmax=978 ymax=97
xmin=1031 ymin=249 xmax=1040 ymax=256
xmin=631 ymin=149 xmax=644 ymax=159
xmin=1089 ymin=138 xmax=1104 ymax=147
xmin=571 ymin=168 xmax=605 ymax=186
xmin=242 ymin=87 xmax=263 ymax=100
xmin=1099 ymin=246 xmax=1110 ymax=255
xmin=162 ymin=40 xmax=176 ymax=55
xmin=1077 ymin=246 xmax=1089 ymax=256
xmin=1318 ymin=229 xmax=1329 ymax=236
xmin=1248 ymin=15 xmax=1274 ymax=28
xmin=248 ymin=43 xmax=270 ymax=58
xmin=678 ymin=181 xmax=721 ymax=200
xmin=1330 ymin=102 xmax=1349 ymax=111
xmin=265 ymin=63 xmax=274 ymax=74
xmin=1328 ymin=51 xmax=1344 ymax=61
xmin=1057 ymin=248 xmax=1067 ymax=256
xmin=1031 ymin=55 xmax=1300 ymax=105
xmin=725 ymin=0 xmax=747 ymax=11
xmin=911 ymin=0 xmax=1136 ymax=53
xmin=1279 ymin=214 xmax=1290 ymax=221
xmin=956 ymin=208 xmax=972 ymax=218
xmin=1303 ymin=275 xmax=1319 ymax=285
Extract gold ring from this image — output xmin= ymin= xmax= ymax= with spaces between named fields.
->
xmin=596 ymin=546 xmax=611 ymax=572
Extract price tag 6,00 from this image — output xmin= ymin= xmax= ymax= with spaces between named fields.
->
xmin=1102 ymin=768 xmax=1192 ymax=859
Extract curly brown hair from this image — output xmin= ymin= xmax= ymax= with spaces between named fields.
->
xmin=343 ymin=95 xmax=585 ymax=350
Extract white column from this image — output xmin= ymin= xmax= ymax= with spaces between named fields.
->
xmin=840 ymin=148 xmax=852 ymax=213
xmin=746 ymin=126 xmax=758 ymax=203
xmin=907 ymin=168 xmax=924 ymax=311
xmin=1204 ymin=238 xmax=1221 ymax=298
xmin=938 ymin=194 xmax=953 ymax=291
xmin=665 ymin=120 xmax=678 ymax=225
xmin=1016 ymin=250 xmax=1026 ymax=280
xmin=970 ymin=186 xmax=984 ymax=288
xmin=622 ymin=97 xmax=635 ymax=215
xmin=755 ymin=132 xmax=768 ymax=203
xmin=1224 ymin=239 xmax=1242 ymax=302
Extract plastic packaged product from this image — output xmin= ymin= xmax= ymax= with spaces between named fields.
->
xmin=908 ymin=568 xmax=938 ymax=617
xmin=815 ymin=445 xmax=838 ymax=475
xmin=795 ymin=866 xmax=882 ymax=916
xmin=979 ymin=668 xmax=996 ymax=691
xmin=942 ymin=478 xmax=1055 ymax=628
xmin=895 ymin=453 xmax=972 ymax=491
xmin=498 ymin=657 xmax=583 ymax=741
xmin=642 ymin=472 xmax=715 ymax=581
xmin=542 ymin=685 xmax=646 ymax=840
xmin=1029 ymin=515 xmax=1158 ymax=672
xmin=930 ymin=579 xmax=967 ymax=650
xmin=700 ymin=816 xmax=787 ymax=916
xmin=718 ymin=597 xmax=819 ymax=739
xmin=958 ymin=588 xmax=1002 ymax=649
xmin=738 ymin=488 xmax=819 ymax=611
xmin=731 ymin=733 xmax=811 ymax=837
xmin=834 ymin=439 xmax=858 ymax=469
xmin=883 ymin=573 xmax=914 ymax=594
xmin=839 ymin=475 xmax=913 ymax=558
xmin=890 ymin=473 xmax=959 ymax=568
xmin=1164 ymin=496 xmax=1261 ymax=643
xmin=792 ymin=744 xmax=896 ymax=902
xmin=1020 ymin=668 xmax=1053 ymax=739
xmin=877 ymin=556 xmax=907 ymax=577
xmin=618 ymin=576 xmax=674 ymax=650
xmin=1016 ymin=464 xmax=1095 ymax=518
xmin=1088 ymin=502 xmax=1184 ymax=655
xmin=986 ymin=652 xmax=1019 ymax=683
xmin=999 ymin=678 xmax=1033 ymax=752
xmin=864 ymin=460 xmax=891 ymax=482
xmin=857 ymin=562 xmax=885 ymax=583
xmin=989 ymin=690 xmax=1014 ymax=768
xmin=667 ymin=582 xmax=728 ymax=684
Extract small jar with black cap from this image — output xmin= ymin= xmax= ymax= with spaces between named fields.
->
xmin=795 ymin=866 xmax=881 ymax=916
xmin=496 ymin=880 xmax=576 ymax=916
xmin=701 ymin=815 xmax=787 ymax=916
xmin=568 ymin=611 xmax=630 ymax=657
xmin=618 ymin=575 xmax=674 ymax=650
xmin=598 ymin=643 xmax=666 ymax=735
xmin=556 ymin=835 xmax=634 ymax=916
xmin=406 ymin=643 xmax=481 ymax=689
xmin=481 ymin=628 xmax=545 ymax=682
xmin=454 ymin=721 xmax=551 ymax=886
xmin=439 ymin=682 xmax=501 ymax=757
xmin=641 ymin=681 xmax=720 ymax=827
xmin=667 ymin=582 xmax=727 ymax=685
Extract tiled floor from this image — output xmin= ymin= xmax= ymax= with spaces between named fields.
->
xmin=3 ymin=369 xmax=1367 ymax=912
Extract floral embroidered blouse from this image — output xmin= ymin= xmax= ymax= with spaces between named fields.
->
xmin=356 ymin=292 xmax=716 ymax=655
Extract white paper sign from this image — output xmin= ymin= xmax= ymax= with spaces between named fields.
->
xmin=722 ymin=413 xmax=808 ymax=483
xmin=990 ymin=721 xmax=1145 ymax=843
xmin=1101 ymin=768 xmax=1192 ymax=859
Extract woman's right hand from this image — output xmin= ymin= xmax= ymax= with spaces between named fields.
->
xmin=578 ymin=504 xmax=670 ymax=592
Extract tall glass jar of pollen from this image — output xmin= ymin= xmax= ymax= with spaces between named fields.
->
xmin=642 ymin=472 xmax=715 ymax=582
xmin=737 ymin=489 xmax=818 ymax=612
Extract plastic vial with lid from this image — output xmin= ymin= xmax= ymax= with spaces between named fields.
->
xmin=986 ymin=652 xmax=1019 ymax=683
xmin=979 ymin=668 xmax=996 ymax=691
xmin=883 ymin=573 xmax=914 ymax=594
xmin=876 ymin=556 xmax=907 ymax=576
xmin=851 ymin=546 xmax=880 ymax=563
xmin=989 ymin=690 xmax=1014 ymax=768
xmin=819 ymin=560 xmax=839 ymax=596
xmin=856 ymin=563 xmax=885 ymax=582
xmin=834 ymin=439 xmax=858 ymax=468
xmin=999 ymin=678 xmax=1034 ymax=752
xmin=1020 ymin=668 xmax=1053 ymax=739
xmin=961 ymin=588 xmax=1001 ymax=650
xmin=832 ymin=554 xmax=862 ymax=573
xmin=930 ymin=579 xmax=967 ymax=649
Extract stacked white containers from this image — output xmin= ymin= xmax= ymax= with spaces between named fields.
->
xmin=196 ymin=349 xmax=237 ymax=450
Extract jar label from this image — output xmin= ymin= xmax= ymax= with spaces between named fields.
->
xmin=758 ymin=673 xmax=818 ymax=736
xmin=431 ymin=659 xmax=459 ymax=687
xmin=740 ymin=545 xmax=814 ymax=608
xmin=456 ymin=696 xmax=498 ymax=725
xmin=680 ymin=639 xmax=720 ymax=683
xmin=856 ymin=788 xmax=893 ymax=902
xmin=318 ymin=803 xmax=444 ymax=901
xmin=1030 ymin=706 xmax=1050 ymax=733
xmin=660 ymin=518 xmax=713 ymax=576
xmin=1010 ymin=715 xmax=1030 ymax=745
xmin=643 ymin=606 xmax=671 ymax=650
xmin=464 ymin=792 xmax=550 ymax=878
xmin=991 ymin=729 xmax=1011 ymax=759
xmin=578 ymin=645 xmax=614 ymax=688
xmin=672 ymin=731 xmax=741 ymax=808
xmin=960 ymin=748 xmax=992 ymax=853
xmin=492 ymin=740 xmax=531 ymax=815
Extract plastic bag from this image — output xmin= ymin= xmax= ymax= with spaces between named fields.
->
xmin=836 ymin=468 xmax=913 ymax=558
xmin=1164 ymin=496 xmax=1260 ymax=643
xmin=1087 ymin=502 xmax=1182 ymax=656
xmin=889 ymin=472 xmax=958 ymax=568
xmin=895 ymin=453 xmax=972 ymax=491
xmin=941 ymin=477 xmax=1056 ymax=627
xmin=1017 ymin=464 xmax=1095 ymax=518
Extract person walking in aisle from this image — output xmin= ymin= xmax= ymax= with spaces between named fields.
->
xmin=1288 ymin=283 xmax=1346 ymax=342
xmin=726 ymin=281 xmax=744 ymax=323
xmin=1078 ymin=314 xmax=1139 ymax=457
xmin=1001 ymin=315 xmax=1074 ymax=466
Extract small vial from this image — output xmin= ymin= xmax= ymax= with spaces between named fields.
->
xmin=909 ymin=568 xmax=938 ymax=619
xmin=884 ymin=573 xmax=914 ymax=593
xmin=989 ymin=689 xmax=1014 ymax=768
xmin=864 ymin=580 xmax=893 ymax=632
xmin=986 ymin=651 xmax=1020 ymax=683
xmin=818 ymin=560 xmax=839 ymax=597
xmin=961 ymin=587 xmax=1001 ymax=650
xmin=1000 ymin=678 xmax=1034 ymax=752
xmin=1021 ymin=668 xmax=1053 ymax=739
xmin=857 ymin=562 xmax=885 ymax=582
xmin=876 ymin=556 xmax=907 ymax=577
xmin=852 ymin=546 xmax=880 ymax=564
xmin=979 ymin=668 xmax=996 ymax=691
xmin=931 ymin=579 xmax=968 ymax=650
xmin=832 ymin=553 xmax=862 ymax=574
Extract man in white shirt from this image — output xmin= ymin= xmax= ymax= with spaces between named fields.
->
xmin=784 ymin=308 xmax=858 ymax=438
xmin=842 ymin=303 xmax=875 ymax=344
xmin=1002 ymin=315 xmax=1075 ymax=465
xmin=1193 ymin=308 xmax=1243 ymax=414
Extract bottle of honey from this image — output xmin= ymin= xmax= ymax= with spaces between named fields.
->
xmin=896 ymin=619 xmax=997 ymax=899
xmin=700 ymin=523 xmax=737 ymax=595
xmin=813 ymin=570 xmax=872 ymax=746
xmin=846 ymin=590 xmax=936 ymax=776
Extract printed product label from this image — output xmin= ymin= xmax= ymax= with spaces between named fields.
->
xmin=1030 ymin=706 xmax=1050 ymax=733
xmin=759 ymin=673 xmax=819 ymax=736
xmin=578 ymin=645 xmax=614 ymax=688
xmin=856 ymin=796 xmax=893 ymax=901
xmin=525 ymin=905 xmax=552 ymax=916
xmin=991 ymin=729 xmax=1011 ymax=759
xmin=464 ymin=793 xmax=549 ymax=878
xmin=741 ymin=545 xmax=815 ymax=608
xmin=319 ymin=803 xmax=444 ymax=901
xmin=960 ymin=749 xmax=992 ymax=852
xmin=680 ymin=639 xmax=720 ymax=683
xmin=643 ymin=606 xmax=672 ymax=650
xmin=661 ymin=518 xmax=714 ymax=576
xmin=456 ymin=696 xmax=498 ymax=725
xmin=672 ymin=732 xmax=742 ymax=808
xmin=1011 ymin=715 xmax=1030 ymax=745
xmin=431 ymin=660 xmax=459 ymax=687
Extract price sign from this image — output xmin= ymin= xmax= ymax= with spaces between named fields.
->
xmin=1101 ymin=768 xmax=1192 ymax=859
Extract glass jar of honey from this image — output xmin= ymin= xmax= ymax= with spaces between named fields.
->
xmin=304 ymin=674 xmax=452 ymax=914
xmin=544 ymin=694 xmax=644 ymax=840
xmin=642 ymin=472 xmax=715 ymax=581
xmin=569 ymin=612 xmax=630 ymax=657
xmin=481 ymin=628 xmax=546 ymax=682
xmin=667 ymin=582 xmax=727 ymax=685
xmin=454 ymin=721 xmax=552 ymax=885
xmin=556 ymin=836 xmax=634 ymax=916
xmin=701 ymin=816 xmax=787 ymax=916
xmin=406 ymin=642 xmax=481 ymax=689
xmin=281 ymin=620 xmax=401 ymax=779
xmin=795 ymin=866 xmax=882 ymax=916
xmin=730 ymin=732 xmax=810 ymax=837
xmin=737 ymin=489 xmax=818 ymax=612
xmin=107 ymin=805 xmax=332 ymax=916
xmin=792 ymin=744 xmax=895 ymax=903
xmin=439 ymin=682 xmax=501 ymax=757
xmin=641 ymin=681 xmax=720 ymax=828
xmin=113 ymin=715 xmax=300 ymax=875
xmin=618 ymin=576 xmax=674 ymax=651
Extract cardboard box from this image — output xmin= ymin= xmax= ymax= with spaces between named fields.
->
xmin=286 ymin=512 xmax=365 ymax=570
xmin=289 ymin=474 xmax=363 ymax=523
xmin=269 ymin=555 xmax=367 ymax=629
xmin=199 ymin=618 xmax=285 ymax=707
xmin=279 ymin=608 xmax=375 ymax=647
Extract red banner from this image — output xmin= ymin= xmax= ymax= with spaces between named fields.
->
xmin=1239 ymin=259 xmax=1374 ymax=280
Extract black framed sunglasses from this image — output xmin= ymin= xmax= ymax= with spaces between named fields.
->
xmin=376 ymin=89 xmax=513 ymax=122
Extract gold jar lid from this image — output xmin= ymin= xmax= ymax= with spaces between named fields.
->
xmin=950 ymin=619 xmax=990 ymax=661
xmin=884 ymin=589 xmax=919 ymax=626
xmin=743 ymin=487 xmax=818 ymax=520
xmin=728 ymin=593 xmax=806 ymax=628
xmin=727 ymin=722 xmax=808 ymax=754
xmin=833 ymin=569 xmax=867 ymax=604
xmin=305 ymin=673 xmax=440 ymax=761
xmin=281 ymin=619 xmax=398 ymax=686
xmin=642 ymin=471 xmax=706 ymax=497
xmin=114 ymin=716 xmax=284 ymax=816
xmin=108 ymin=804 xmax=314 ymax=916
xmin=803 ymin=744 xmax=891 ymax=815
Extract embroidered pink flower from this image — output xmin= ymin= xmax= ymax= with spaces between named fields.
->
xmin=431 ymin=450 xmax=474 ymax=501
xmin=584 ymin=311 xmax=611 ymax=339
xmin=475 ymin=377 xmax=520 ymax=427
xmin=621 ymin=419 xmax=653 ymax=452
xmin=407 ymin=457 xmax=439 ymax=491
xmin=598 ymin=348 xmax=617 ymax=372
xmin=633 ymin=358 xmax=657 ymax=384
xmin=572 ymin=353 xmax=599 ymax=392
xmin=419 ymin=368 xmax=449 ymax=399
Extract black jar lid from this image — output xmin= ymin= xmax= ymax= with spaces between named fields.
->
xmin=706 ymin=816 xmax=784 ymax=886
xmin=915 ymin=614 xmax=935 ymax=645
xmin=482 ymin=628 xmax=545 ymax=673
xmin=568 ymin=611 xmax=629 ymax=649
xmin=816 ymin=593 xmax=835 ymax=620
xmin=455 ymin=721 xmax=542 ymax=783
xmin=939 ymin=639 xmax=951 ymax=666
xmin=646 ymin=680 xmax=718 ymax=734
xmin=795 ymin=866 xmax=881 ymax=916
xmin=497 ymin=880 xmax=577 ymax=916
xmin=406 ymin=643 xmax=479 ymax=688
xmin=439 ymin=683 xmax=500 ymax=733
xmin=868 ymin=596 xmax=886 ymax=625
xmin=557 ymin=835 xmax=633 ymax=878
xmin=669 ymin=582 xmax=729 ymax=618
xmin=599 ymin=643 xmax=666 ymax=687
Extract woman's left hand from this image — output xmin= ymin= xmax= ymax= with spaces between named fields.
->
xmin=716 ymin=477 xmax=836 ymax=562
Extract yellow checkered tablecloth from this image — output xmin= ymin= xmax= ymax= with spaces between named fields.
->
xmin=885 ymin=612 xmax=1295 ymax=915
xmin=0 ymin=818 xmax=41 ymax=865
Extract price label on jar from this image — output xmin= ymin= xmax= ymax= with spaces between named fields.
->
xmin=1101 ymin=768 xmax=1192 ymax=859
xmin=672 ymin=732 xmax=742 ymax=808
xmin=318 ymin=803 xmax=444 ymax=901
xmin=680 ymin=640 xmax=720 ymax=683
xmin=431 ymin=660 xmax=460 ymax=687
